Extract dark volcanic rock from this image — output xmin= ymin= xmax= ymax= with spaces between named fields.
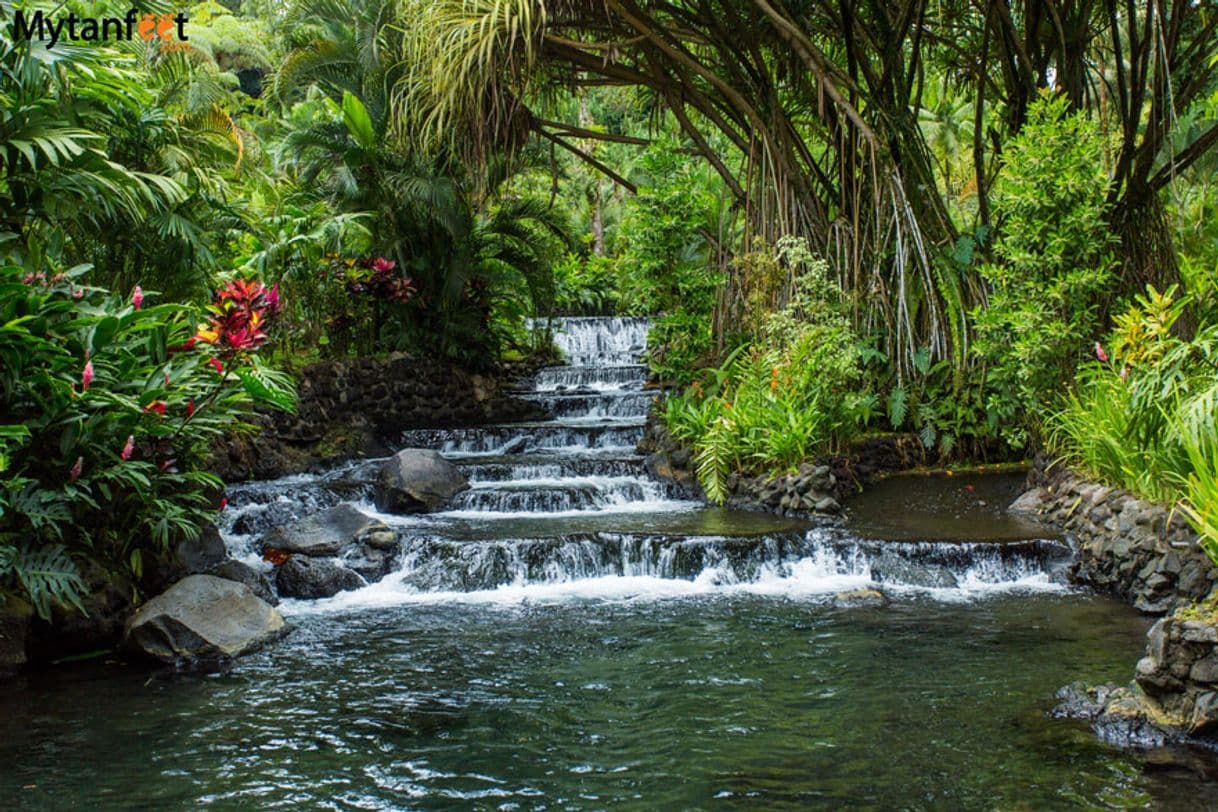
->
xmin=209 ymin=559 xmax=278 ymax=606
xmin=261 ymin=503 xmax=395 ymax=556
xmin=374 ymin=449 xmax=469 ymax=514
xmin=275 ymin=557 xmax=366 ymax=599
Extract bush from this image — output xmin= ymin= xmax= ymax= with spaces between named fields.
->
xmin=974 ymin=93 xmax=1116 ymax=447
xmin=664 ymin=241 xmax=873 ymax=502
xmin=0 ymin=263 xmax=295 ymax=618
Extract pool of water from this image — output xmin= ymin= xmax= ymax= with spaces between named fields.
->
xmin=3 ymin=592 xmax=1214 ymax=809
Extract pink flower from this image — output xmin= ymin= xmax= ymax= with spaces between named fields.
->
xmin=120 ymin=435 xmax=135 ymax=461
xmin=82 ymin=361 xmax=94 ymax=391
xmin=1095 ymin=342 xmax=1109 ymax=363
xmin=71 ymin=288 xmax=83 ymax=299
xmin=266 ymin=283 xmax=281 ymax=314
xmin=68 ymin=456 xmax=83 ymax=483
xmin=132 ymin=286 xmax=143 ymax=310
xmin=163 ymin=372 xmax=170 ymax=386
xmin=1120 ymin=366 xmax=1129 ymax=381
xmin=371 ymin=257 xmax=396 ymax=273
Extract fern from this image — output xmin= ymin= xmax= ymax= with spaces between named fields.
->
xmin=237 ymin=357 xmax=298 ymax=411
xmin=694 ymin=416 xmax=736 ymax=505
xmin=887 ymin=386 xmax=908 ymax=428
xmin=11 ymin=544 xmax=87 ymax=620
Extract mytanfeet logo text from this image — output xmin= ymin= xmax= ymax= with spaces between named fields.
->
xmin=8 ymin=7 xmax=189 ymax=50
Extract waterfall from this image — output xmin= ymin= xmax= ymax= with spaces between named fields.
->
xmin=221 ymin=317 xmax=1070 ymax=607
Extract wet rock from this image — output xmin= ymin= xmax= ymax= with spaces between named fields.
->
xmin=1052 ymin=682 xmax=1179 ymax=749
xmin=275 ymin=557 xmax=365 ymax=599
xmin=0 ymin=602 xmax=31 ymax=675
xmin=176 ymin=523 xmax=229 ymax=574
xmin=374 ymin=449 xmax=469 ymax=514
xmin=261 ymin=503 xmax=395 ymax=556
xmin=208 ymin=559 xmax=278 ymax=606
xmin=124 ymin=575 xmax=286 ymax=664
xmin=831 ymin=588 xmax=888 ymax=609
xmin=813 ymin=496 xmax=841 ymax=514
xmin=1190 ymin=692 xmax=1218 ymax=736
xmin=1008 ymin=488 xmax=1045 ymax=515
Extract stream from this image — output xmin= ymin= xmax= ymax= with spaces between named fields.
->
xmin=2 ymin=317 xmax=1215 ymax=809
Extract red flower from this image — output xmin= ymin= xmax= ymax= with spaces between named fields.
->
xmin=168 ymin=338 xmax=198 ymax=354
xmin=143 ymin=400 xmax=167 ymax=416
xmin=68 ymin=456 xmax=83 ymax=483
xmin=371 ymin=257 xmax=396 ymax=273
xmin=186 ymin=398 xmax=195 ymax=417
xmin=132 ymin=286 xmax=144 ymax=310
xmin=120 ymin=435 xmax=135 ymax=461
xmin=262 ymin=547 xmax=291 ymax=566
xmin=209 ymin=357 xmax=224 ymax=375
xmin=218 ymin=497 xmax=228 ymax=512
xmin=1095 ymin=342 xmax=1109 ymax=363
xmin=82 ymin=361 xmax=94 ymax=391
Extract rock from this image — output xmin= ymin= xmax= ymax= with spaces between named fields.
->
xmin=1190 ymin=651 xmax=1218 ymax=684
xmin=0 ymin=601 xmax=32 ymax=675
xmin=175 ymin=523 xmax=229 ymax=574
xmin=1190 ymin=691 xmax=1218 ymax=736
xmin=208 ymin=559 xmax=278 ymax=606
xmin=813 ymin=496 xmax=841 ymax=514
xmin=374 ymin=449 xmax=469 ymax=514
xmin=1181 ymin=620 xmax=1218 ymax=643
xmin=275 ymin=557 xmax=365 ymax=599
xmin=669 ymin=447 xmax=693 ymax=469
xmin=261 ymin=503 xmax=396 ymax=556
xmin=832 ymin=588 xmax=888 ymax=609
xmin=1008 ymin=488 xmax=1045 ymax=514
xmin=124 ymin=575 xmax=286 ymax=664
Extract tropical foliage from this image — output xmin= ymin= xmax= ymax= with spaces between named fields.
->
xmin=0 ymin=263 xmax=293 ymax=618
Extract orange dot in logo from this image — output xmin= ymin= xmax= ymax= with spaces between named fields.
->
xmin=157 ymin=13 xmax=175 ymax=39
xmin=137 ymin=13 xmax=157 ymax=40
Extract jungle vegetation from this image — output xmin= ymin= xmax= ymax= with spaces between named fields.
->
xmin=1 ymin=0 xmax=1217 ymax=610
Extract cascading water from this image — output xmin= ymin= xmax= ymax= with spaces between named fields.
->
xmin=221 ymin=316 xmax=1071 ymax=606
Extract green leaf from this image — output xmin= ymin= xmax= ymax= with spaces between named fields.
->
xmin=341 ymin=91 xmax=377 ymax=149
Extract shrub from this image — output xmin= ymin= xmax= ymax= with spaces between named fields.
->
xmin=0 ymin=263 xmax=295 ymax=618
xmin=664 ymin=241 xmax=872 ymax=502
xmin=974 ymin=93 xmax=1116 ymax=447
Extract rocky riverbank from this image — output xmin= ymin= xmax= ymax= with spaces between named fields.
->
xmin=210 ymin=353 xmax=548 ymax=481
xmin=1010 ymin=462 xmax=1216 ymax=614
xmin=1010 ymin=462 xmax=1218 ymax=752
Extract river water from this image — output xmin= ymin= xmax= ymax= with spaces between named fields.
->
xmin=1 ymin=317 xmax=1214 ymax=809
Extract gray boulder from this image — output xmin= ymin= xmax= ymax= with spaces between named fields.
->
xmin=208 ymin=559 xmax=278 ymax=606
xmin=374 ymin=449 xmax=468 ymax=513
xmin=261 ymin=503 xmax=396 ymax=556
xmin=124 ymin=575 xmax=286 ymax=664
xmin=276 ymin=557 xmax=365 ymax=599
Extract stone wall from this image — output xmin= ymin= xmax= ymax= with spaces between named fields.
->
xmin=211 ymin=354 xmax=548 ymax=481
xmin=1010 ymin=463 xmax=1216 ymax=613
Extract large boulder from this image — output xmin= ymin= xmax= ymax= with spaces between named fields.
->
xmin=374 ymin=449 xmax=468 ymax=514
xmin=260 ymin=503 xmax=395 ymax=557
xmin=276 ymin=557 xmax=365 ymax=599
xmin=124 ymin=575 xmax=286 ymax=664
